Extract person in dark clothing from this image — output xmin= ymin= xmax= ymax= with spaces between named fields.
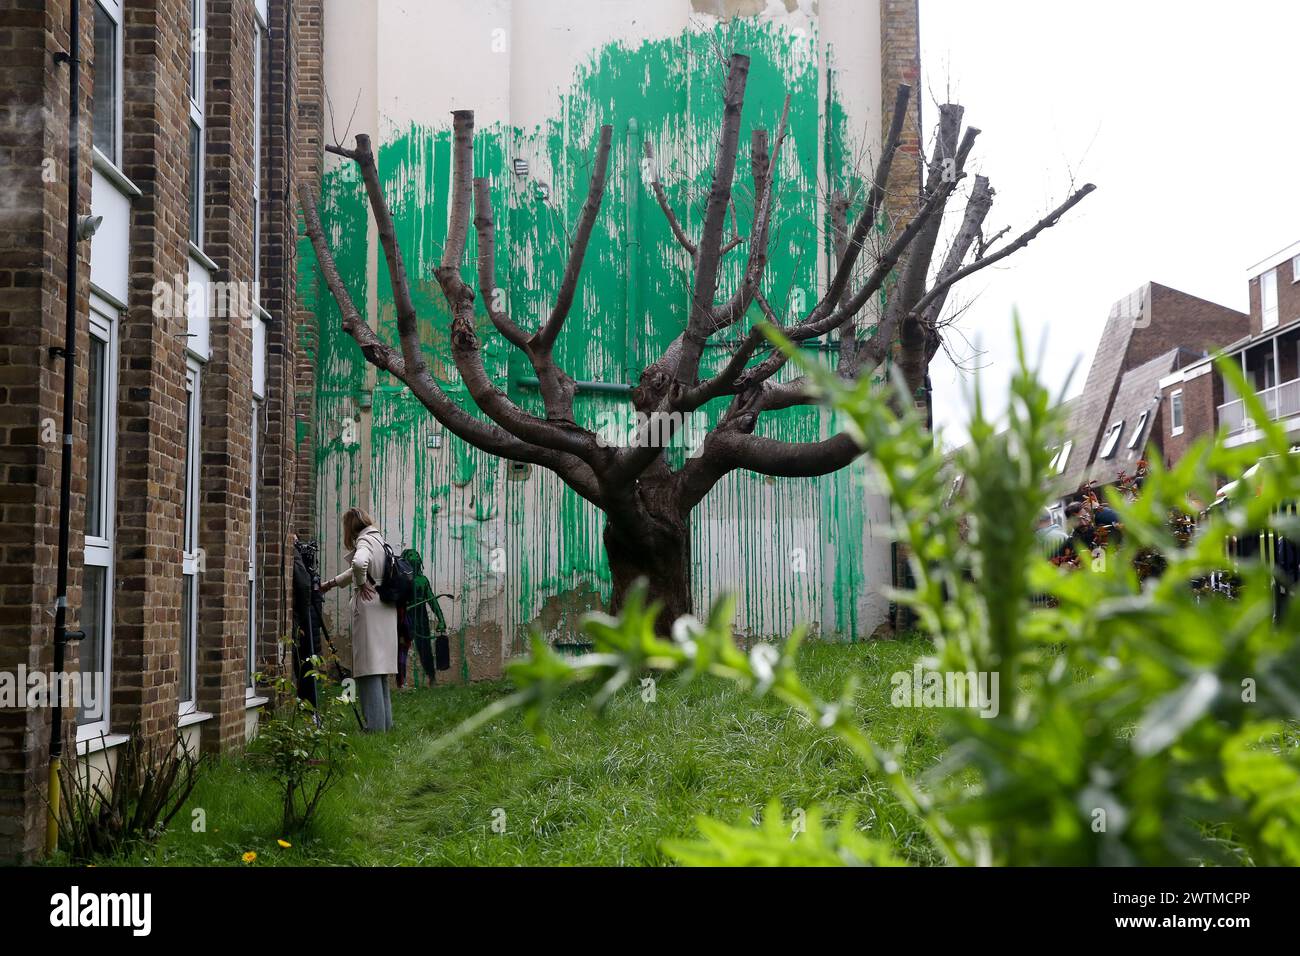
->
xmin=402 ymin=548 xmax=437 ymax=689
xmin=291 ymin=534 xmax=330 ymax=707
xmin=1093 ymin=505 xmax=1124 ymax=548
xmin=1065 ymin=500 xmax=1095 ymax=552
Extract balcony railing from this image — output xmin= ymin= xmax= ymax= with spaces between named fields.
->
xmin=1218 ymin=377 xmax=1300 ymax=435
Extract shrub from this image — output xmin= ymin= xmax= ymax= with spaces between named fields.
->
xmin=56 ymin=724 xmax=203 ymax=862
xmin=248 ymin=655 xmax=354 ymax=834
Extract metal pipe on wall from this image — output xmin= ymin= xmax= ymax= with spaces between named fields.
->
xmin=47 ymin=0 xmax=87 ymax=857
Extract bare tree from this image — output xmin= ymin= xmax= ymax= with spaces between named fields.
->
xmin=299 ymin=53 xmax=1093 ymax=632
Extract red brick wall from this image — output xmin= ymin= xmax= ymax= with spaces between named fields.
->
xmin=881 ymin=0 xmax=922 ymax=224
xmin=1136 ymin=284 xmax=1250 ymax=370
xmin=112 ymin=0 xmax=191 ymax=761
xmin=291 ymin=0 xmax=322 ymax=544
xmin=256 ymin=0 xmax=323 ymax=686
xmin=1248 ymin=255 xmax=1300 ymax=336
xmin=194 ymin=0 xmax=257 ymax=753
xmin=880 ymin=0 xmax=922 ymax=617
xmin=0 ymin=0 xmax=94 ymax=865
xmin=1159 ymin=370 xmax=1222 ymax=466
xmin=0 ymin=0 xmax=321 ymax=862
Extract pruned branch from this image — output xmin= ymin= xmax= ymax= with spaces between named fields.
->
xmin=645 ymin=139 xmax=698 ymax=258
xmin=709 ymin=94 xmax=791 ymax=332
xmin=674 ymin=52 xmax=751 ymax=390
xmin=422 ymin=111 xmax=607 ymax=463
xmin=687 ymin=157 xmax=966 ymax=406
xmin=919 ymin=173 xmax=995 ymax=333
xmin=821 ymin=83 xmax=912 ymax=323
xmin=331 ymin=134 xmax=429 ymax=381
xmin=440 ymin=109 xmax=476 ymax=279
xmin=535 ymin=124 xmax=614 ymax=352
xmin=298 ymin=182 xmax=604 ymax=505
xmin=909 ymin=182 xmax=1096 ymax=324
xmin=473 ymin=176 xmax=531 ymax=351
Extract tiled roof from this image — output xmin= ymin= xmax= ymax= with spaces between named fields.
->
xmin=1048 ymin=281 xmax=1249 ymax=498
xmin=1077 ymin=347 xmax=1200 ymax=488
xmin=951 ymin=282 xmax=1249 ymax=496
xmin=1053 ymin=285 xmax=1149 ymax=493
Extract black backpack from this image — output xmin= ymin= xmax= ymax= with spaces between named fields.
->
xmin=373 ymin=538 xmax=415 ymax=606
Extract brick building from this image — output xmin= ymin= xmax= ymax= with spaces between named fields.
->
xmin=1047 ymin=282 xmax=1251 ymax=508
xmin=0 ymin=0 xmax=322 ymax=864
xmin=1159 ymin=240 xmax=1300 ymax=468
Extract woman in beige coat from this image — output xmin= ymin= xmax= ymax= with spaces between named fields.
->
xmin=319 ymin=507 xmax=398 ymax=732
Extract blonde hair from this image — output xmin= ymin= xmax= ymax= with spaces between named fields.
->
xmin=342 ymin=507 xmax=375 ymax=551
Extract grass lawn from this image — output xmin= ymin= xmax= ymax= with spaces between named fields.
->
xmin=114 ymin=637 xmax=944 ymax=866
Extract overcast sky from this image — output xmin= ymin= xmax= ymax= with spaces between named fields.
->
xmin=917 ymin=0 xmax=1300 ymax=446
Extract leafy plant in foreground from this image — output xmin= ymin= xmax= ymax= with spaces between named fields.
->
xmin=431 ymin=323 xmax=1300 ymax=866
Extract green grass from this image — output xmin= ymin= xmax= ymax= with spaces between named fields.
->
xmin=113 ymin=637 xmax=944 ymax=866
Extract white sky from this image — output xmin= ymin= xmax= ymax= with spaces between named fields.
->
xmin=918 ymin=0 xmax=1300 ymax=447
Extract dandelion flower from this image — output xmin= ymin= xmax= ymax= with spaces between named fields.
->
xmin=242 ymin=851 xmax=257 ymax=864
xmin=277 ymin=839 xmax=292 ymax=849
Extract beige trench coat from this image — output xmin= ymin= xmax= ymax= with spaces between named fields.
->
xmin=332 ymin=526 xmax=399 ymax=678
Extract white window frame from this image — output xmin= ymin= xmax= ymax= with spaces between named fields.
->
xmin=247 ymin=399 xmax=261 ymax=694
xmin=180 ymin=359 xmax=202 ymax=715
xmin=78 ymin=300 xmax=118 ymax=741
xmin=1170 ymin=389 xmax=1184 ymax=436
xmin=1261 ymin=268 xmax=1278 ymax=331
xmin=188 ymin=0 xmax=206 ymax=251
xmin=91 ymin=0 xmax=124 ymax=170
xmin=1099 ymin=421 xmax=1124 ymax=459
xmin=1127 ymin=410 xmax=1149 ymax=450
xmin=1049 ymin=440 xmax=1072 ymax=476
xmin=1292 ymin=254 xmax=1300 ymax=284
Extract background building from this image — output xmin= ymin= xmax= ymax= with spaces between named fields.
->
xmin=0 ymin=0 xmax=322 ymax=864
xmin=1047 ymin=282 xmax=1250 ymax=507
xmin=305 ymin=0 xmax=923 ymax=675
xmin=1160 ymin=240 xmax=1300 ymax=466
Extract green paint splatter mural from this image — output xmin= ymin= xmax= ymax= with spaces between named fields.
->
xmin=304 ymin=18 xmax=894 ymax=662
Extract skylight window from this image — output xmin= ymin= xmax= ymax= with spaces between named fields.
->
xmin=1049 ymin=440 xmax=1073 ymax=475
xmin=1099 ymin=421 xmax=1124 ymax=459
xmin=1127 ymin=410 xmax=1149 ymax=450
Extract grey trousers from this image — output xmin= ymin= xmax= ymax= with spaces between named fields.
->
xmin=358 ymin=674 xmax=393 ymax=733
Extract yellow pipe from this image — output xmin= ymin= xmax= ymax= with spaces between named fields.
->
xmin=46 ymin=757 xmax=61 ymax=856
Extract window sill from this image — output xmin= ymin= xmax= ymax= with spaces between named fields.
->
xmin=188 ymin=243 xmax=218 ymax=272
xmin=178 ymin=709 xmax=213 ymax=729
xmin=76 ymin=732 xmax=130 ymax=758
xmin=89 ymin=281 xmax=128 ymax=314
xmin=245 ymin=695 xmax=269 ymax=709
xmin=92 ymin=147 xmax=143 ymax=199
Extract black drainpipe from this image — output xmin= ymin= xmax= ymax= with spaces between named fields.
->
xmin=47 ymin=0 xmax=87 ymax=855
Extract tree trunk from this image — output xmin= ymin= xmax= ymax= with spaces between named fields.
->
xmin=604 ymin=514 xmax=693 ymax=635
